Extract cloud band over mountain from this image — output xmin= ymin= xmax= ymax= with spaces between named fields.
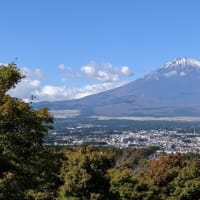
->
xmin=8 ymin=61 xmax=133 ymax=101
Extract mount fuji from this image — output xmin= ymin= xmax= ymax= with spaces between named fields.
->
xmin=35 ymin=57 xmax=200 ymax=117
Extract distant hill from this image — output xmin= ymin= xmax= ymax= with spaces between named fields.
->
xmin=34 ymin=57 xmax=200 ymax=117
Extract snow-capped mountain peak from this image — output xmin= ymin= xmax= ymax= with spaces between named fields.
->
xmin=160 ymin=57 xmax=200 ymax=70
xmin=146 ymin=57 xmax=200 ymax=80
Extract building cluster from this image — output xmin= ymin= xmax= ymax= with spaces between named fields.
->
xmin=108 ymin=129 xmax=200 ymax=153
xmin=47 ymin=128 xmax=200 ymax=153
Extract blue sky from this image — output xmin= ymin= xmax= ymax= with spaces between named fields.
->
xmin=1 ymin=0 xmax=200 ymax=101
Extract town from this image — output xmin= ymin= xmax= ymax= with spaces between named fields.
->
xmin=46 ymin=119 xmax=200 ymax=154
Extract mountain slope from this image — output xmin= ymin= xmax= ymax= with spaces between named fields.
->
xmin=34 ymin=57 xmax=200 ymax=116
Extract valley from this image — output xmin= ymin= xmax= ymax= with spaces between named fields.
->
xmin=46 ymin=115 xmax=200 ymax=154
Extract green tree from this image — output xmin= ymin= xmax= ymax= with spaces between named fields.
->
xmin=109 ymin=167 xmax=150 ymax=200
xmin=170 ymin=159 xmax=200 ymax=200
xmin=0 ymin=63 xmax=61 ymax=199
xmin=57 ymin=146 xmax=115 ymax=200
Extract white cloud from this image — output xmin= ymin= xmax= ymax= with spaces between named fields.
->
xmin=58 ymin=61 xmax=133 ymax=83
xmin=81 ymin=64 xmax=96 ymax=76
xmin=34 ymin=82 xmax=125 ymax=101
xmin=121 ymin=66 xmax=133 ymax=76
xmin=0 ymin=63 xmax=8 ymax=66
xmin=8 ymin=61 xmax=133 ymax=101
xmin=34 ymin=69 xmax=43 ymax=79
xmin=72 ymin=82 xmax=121 ymax=99
xmin=58 ymin=64 xmax=71 ymax=71
xmin=36 ymin=85 xmax=66 ymax=99
xmin=98 ymin=70 xmax=110 ymax=81
xmin=21 ymin=67 xmax=43 ymax=79
xmin=80 ymin=62 xmax=133 ymax=82
xmin=8 ymin=67 xmax=43 ymax=101
xmin=97 ymin=70 xmax=119 ymax=82
xmin=9 ymin=79 xmax=41 ymax=101
xmin=9 ymin=76 xmax=127 ymax=102
xmin=30 ymin=80 xmax=40 ymax=87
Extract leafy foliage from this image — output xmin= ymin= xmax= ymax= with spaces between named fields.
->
xmin=57 ymin=146 xmax=115 ymax=200
xmin=0 ymin=63 xmax=62 ymax=200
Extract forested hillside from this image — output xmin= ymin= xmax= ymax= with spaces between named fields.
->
xmin=56 ymin=146 xmax=200 ymax=200
xmin=1 ymin=64 xmax=200 ymax=200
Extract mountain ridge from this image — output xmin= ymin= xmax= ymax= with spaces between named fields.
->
xmin=34 ymin=57 xmax=200 ymax=117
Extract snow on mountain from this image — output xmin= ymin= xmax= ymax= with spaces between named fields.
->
xmin=160 ymin=57 xmax=200 ymax=70
xmin=146 ymin=57 xmax=200 ymax=80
